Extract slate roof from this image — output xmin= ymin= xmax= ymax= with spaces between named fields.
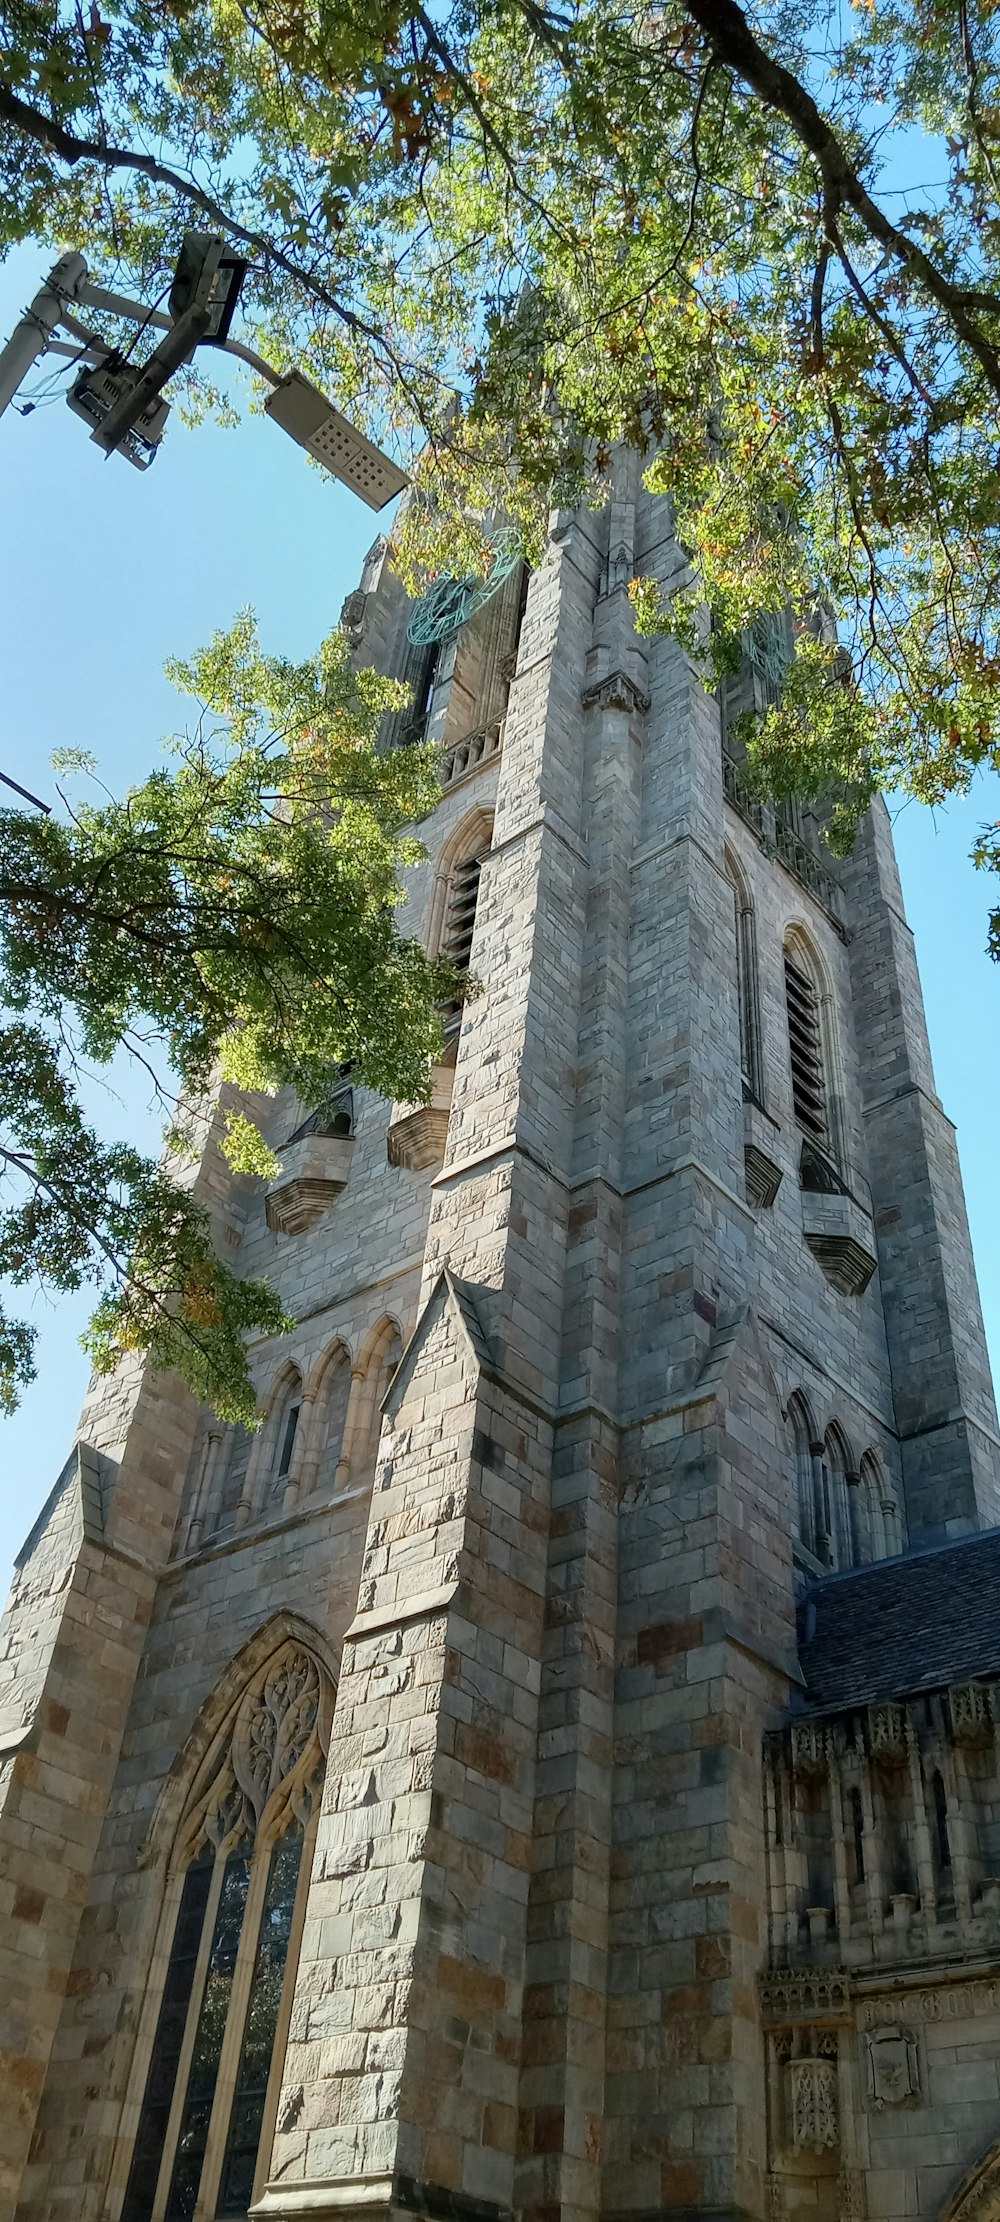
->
xmin=797 ymin=1527 xmax=1000 ymax=1713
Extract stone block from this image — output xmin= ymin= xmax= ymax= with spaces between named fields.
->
xmin=387 ymin=1064 xmax=455 ymax=1172
xmin=266 ymin=1135 xmax=355 ymax=1235
xmin=800 ymin=1187 xmax=878 ymax=1295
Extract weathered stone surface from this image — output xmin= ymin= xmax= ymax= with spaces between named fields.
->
xmin=3 ymin=475 xmax=1000 ymax=2222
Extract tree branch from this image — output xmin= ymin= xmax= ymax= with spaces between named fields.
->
xmin=0 ymin=78 xmax=393 ymax=360
xmin=678 ymin=0 xmax=1000 ymax=395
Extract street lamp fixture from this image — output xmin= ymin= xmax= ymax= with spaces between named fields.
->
xmin=0 ymin=238 xmax=409 ymax=509
xmin=263 ymin=371 xmax=409 ymax=509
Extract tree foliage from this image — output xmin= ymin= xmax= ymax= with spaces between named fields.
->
xmin=0 ymin=619 xmax=452 ymax=1420
xmin=7 ymin=0 xmax=1000 ymax=876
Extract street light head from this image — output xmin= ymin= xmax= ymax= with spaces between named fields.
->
xmin=169 ymin=233 xmax=247 ymax=346
xmin=67 ymin=359 xmax=169 ymax=468
xmin=263 ymin=371 xmax=409 ymax=510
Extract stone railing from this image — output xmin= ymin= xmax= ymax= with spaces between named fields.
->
xmin=440 ymin=720 xmax=503 ymax=788
xmin=722 ymin=750 xmax=847 ymax=933
xmin=722 ymin=747 xmax=765 ymax=832
xmin=774 ymin=810 xmax=846 ymax=928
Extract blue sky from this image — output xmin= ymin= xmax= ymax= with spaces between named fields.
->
xmin=2 ymin=237 xmax=1000 ymax=1591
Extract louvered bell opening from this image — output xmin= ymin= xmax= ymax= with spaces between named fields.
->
xmin=445 ymin=854 xmax=485 ymax=974
xmin=784 ymin=955 xmax=827 ymax=1145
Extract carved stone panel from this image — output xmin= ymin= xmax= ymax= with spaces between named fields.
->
xmin=792 ymin=1718 xmax=828 ymax=1778
xmin=865 ymin=2023 xmax=920 ymax=2110
xmin=949 ymin=1680 xmax=993 ymax=1748
xmin=787 ymin=2057 xmax=839 ymax=2153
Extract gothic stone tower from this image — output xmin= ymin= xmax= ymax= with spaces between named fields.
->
xmin=3 ymin=460 xmax=1000 ymax=2222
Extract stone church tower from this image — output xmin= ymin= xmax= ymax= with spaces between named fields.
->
xmin=5 ymin=461 xmax=1000 ymax=2222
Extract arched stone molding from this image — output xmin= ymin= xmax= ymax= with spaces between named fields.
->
xmin=941 ymin=2143 xmax=1000 ymax=2219
xmin=245 ymin=1359 xmax=304 ymax=1521
xmin=139 ymin=1612 xmax=337 ymax=1873
xmin=107 ymin=1620 xmax=335 ymax=2222
xmin=426 ymin=802 xmax=495 ymax=960
xmin=339 ymin=1313 xmax=403 ymax=1493
xmin=292 ymin=1337 xmax=353 ymax=1502
xmin=788 ymin=1389 xmax=819 ymax=1559
xmin=823 ymin=1420 xmax=857 ymax=1569
xmin=859 ymin=1445 xmax=904 ymax=1559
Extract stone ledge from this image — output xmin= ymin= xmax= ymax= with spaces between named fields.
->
xmin=387 ymin=1063 xmax=454 ymax=1171
xmin=251 ymin=2175 xmax=511 ymax=2222
xmin=801 ymin=1190 xmax=878 ymax=1295
xmin=341 ymin=1580 xmax=460 ymax=1643
xmin=266 ymin=1134 xmax=354 ymax=1235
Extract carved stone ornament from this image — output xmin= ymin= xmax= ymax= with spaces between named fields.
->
xmin=837 ymin=2166 xmax=865 ymax=2221
xmin=941 ymin=2146 xmax=1000 ymax=2221
xmin=176 ymin=1642 xmax=330 ymax=1863
xmin=867 ymin=1701 xmax=907 ymax=1762
xmin=760 ymin=1968 xmax=851 ymax=2022
xmin=792 ymin=1718 xmax=829 ymax=1777
xmin=580 ymin=668 xmax=650 ymax=717
xmin=787 ymin=2056 xmax=839 ymax=2153
xmin=949 ymin=1680 xmax=993 ymax=1748
xmin=866 ymin=2024 xmax=920 ymax=2110
xmin=339 ymin=587 xmax=369 ymax=636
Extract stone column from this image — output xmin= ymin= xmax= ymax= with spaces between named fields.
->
xmin=258 ymin=510 xmax=605 ymax=2222
xmin=842 ymin=800 xmax=1000 ymax=1539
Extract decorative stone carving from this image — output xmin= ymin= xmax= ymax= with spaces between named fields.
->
xmin=942 ymin=2146 xmax=1000 ymax=2221
xmin=580 ymin=669 xmax=651 ymax=717
xmin=792 ymin=1718 xmax=829 ymax=1777
xmin=339 ymin=587 xmax=369 ymax=636
xmin=867 ymin=1701 xmax=907 ymax=1763
xmin=178 ymin=1642 xmax=330 ymax=1863
xmin=440 ymin=721 xmax=502 ymax=788
xmin=801 ymin=1191 xmax=878 ymax=1296
xmin=836 ymin=2167 xmax=865 ymax=2220
xmin=760 ymin=1968 xmax=851 ymax=2020
xmin=865 ymin=2023 xmax=920 ymax=2109
xmin=949 ymin=1680 xmax=993 ymax=1747
xmin=787 ymin=2056 xmax=839 ymax=2152
xmin=266 ymin=1133 xmax=354 ymax=1235
xmin=387 ymin=1062 xmax=455 ymax=1171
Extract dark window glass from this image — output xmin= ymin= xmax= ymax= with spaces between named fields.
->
xmin=933 ymin=1769 xmax=952 ymax=1870
xmin=850 ymin=1787 xmax=865 ymax=1882
xmin=120 ymin=1851 xmax=214 ymax=2222
xmin=276 ymin=1404 xmax=300 ymax=1484
xmin=165 ymin=1844 xmax=252 ymax=2220
xmin=218 ymin=1829 xmax=304 ymax=2216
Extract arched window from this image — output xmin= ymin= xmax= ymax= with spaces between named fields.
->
xmin=788 ymin=1392 xmax=818 ymax=1559
xmin=259 ymin=1369 xmax=303 ymax=1512
xmin=213 ymin=1424 xmax=254 ymax=1538
xmin=783 ymin=933 xmax=839 ymax=1185
xmin=822 ymin=1425 xmax=855 ymax=1569
xmin=724 ymin=847 xmax=763 ymax=1104
xmin=349 ymin=1318 xmax=403 ymax=1493
xmin=860 ymin=1449 xmax=902 ymax=1560
xmin=311 ymin=1342 xmax=352 ymax=1494
xmin=119 ymin=1640 xmax=331 ymax=2222
xmin=430 ymin=810 xmax=494 ymax=1031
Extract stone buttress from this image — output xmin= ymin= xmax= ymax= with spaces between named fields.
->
xmin=1 ymin=468 xmax=999 ymax=2222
